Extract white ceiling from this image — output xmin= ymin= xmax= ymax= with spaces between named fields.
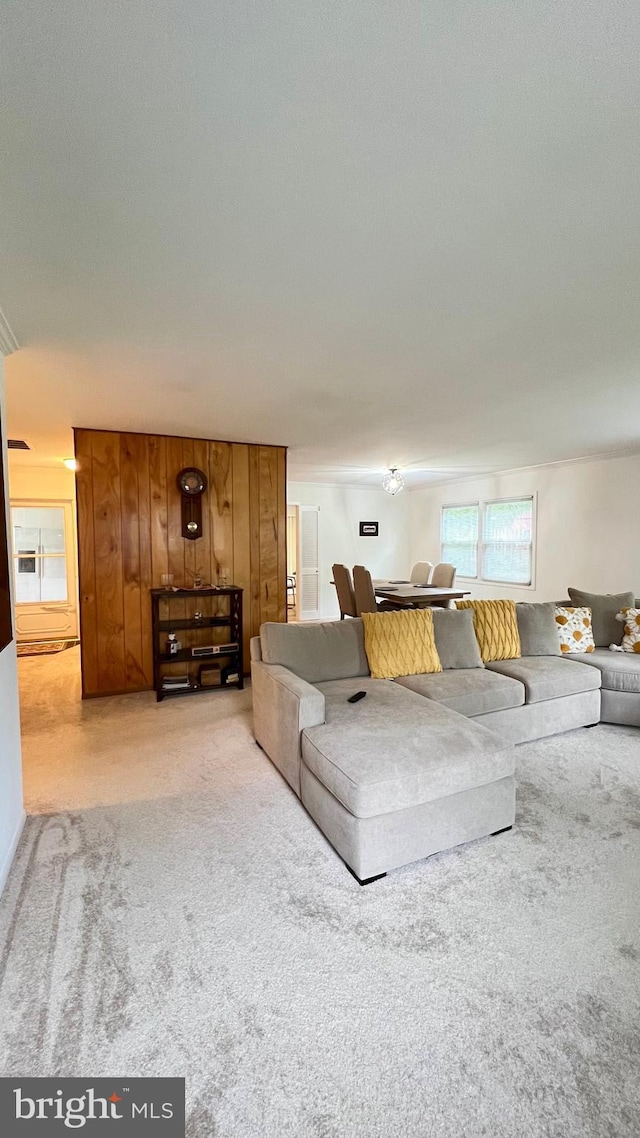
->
xmin=1 ymin=1 xmax=639 ymax=487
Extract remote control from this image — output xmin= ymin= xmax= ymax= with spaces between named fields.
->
xmin=348 ymin=691 xmax=367 ymax=703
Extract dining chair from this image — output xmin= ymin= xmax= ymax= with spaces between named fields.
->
xmin=409 ymin=561 xmax=433 ymax=584
xmin=286 ymin=573 xmax=297 ymax=610
xmin=431 ymin=563 xmax=456 ymax=588
xmin=430 ymin=562 xmax=456 ymax=607
xmin=353 ymin=565 xmax=402 ymax=615
xmin=332 ymin=564 xmax=358 ymax=619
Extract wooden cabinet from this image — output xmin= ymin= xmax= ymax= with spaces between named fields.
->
xmin=151 ymin=587 xmax=243 ymax=701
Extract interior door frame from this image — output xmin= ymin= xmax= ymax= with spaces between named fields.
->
xmin=286 ymin=502 xmax=300 ymax=621
xmin=10 ymin=497 xmax=79 ymax=641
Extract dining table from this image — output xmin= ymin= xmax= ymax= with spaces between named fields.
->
xmin=373 ymin=581 xmax=470 ymax=608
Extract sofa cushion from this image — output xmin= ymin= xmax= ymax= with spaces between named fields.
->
xmin=394 ymin=669 xmax=524 ymax=716
xmin=516 ymin=602 xmax=561 ymax=656
xmin=260 ymin=619 xmax=369 ymax=684
xmin=568 ymin=648 xmax=640 ymax=694
xmin=304 ymin=679 xmax=514 ymax=818
xmin=486 ymin=656 xmax=601 ymax=703
xmin=361 ymin=608 xmax=441 ymax=679
xmin=432 ymin=608 xmax=484 ymax=669
xmin=567 ymin=588 xmax=635 ymax=646
xmin=456 ymin=600 xmax=521 ymax=661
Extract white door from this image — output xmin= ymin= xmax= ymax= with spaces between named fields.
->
xmin=11 ymin=501 xmax=79 ymax=642
xmin=299 ymin=505 xmax=320 ymax=621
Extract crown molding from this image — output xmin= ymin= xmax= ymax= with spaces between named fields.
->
xmin=290 ymin=446 xmax=640 ymax=495
xmin=410 ymin=447 xmax=640 ymax=492
xmin=0 ymin=305 xmax=19 ymax=355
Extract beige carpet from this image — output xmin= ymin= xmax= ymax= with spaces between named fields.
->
xmin=17 ymin=646 xmax=255 ymax=815
xmin=2 ymin=648 xmax=640 ymax=1136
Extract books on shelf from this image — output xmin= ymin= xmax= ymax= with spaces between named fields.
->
xmin=161 ymin=674 xmax=192 ymax=691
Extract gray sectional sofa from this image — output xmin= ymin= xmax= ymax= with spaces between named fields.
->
xmin=250 ymin=600 xmax=639 ymax=883
xmin=555 ymin=592 xmax=640 ymax=729
xmin=574 ymin=652 xmax=640 ymax=727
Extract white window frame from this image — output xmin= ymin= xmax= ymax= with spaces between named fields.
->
xmin=441 ymin=494 xmax=537 ymax=589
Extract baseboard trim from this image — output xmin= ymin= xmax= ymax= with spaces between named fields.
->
xmin=0 ymin=809 xmax=26 ymax=899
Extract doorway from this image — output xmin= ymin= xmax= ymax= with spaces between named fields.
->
xmin=10 ymin=500 xmax=78 ymax=642
xmin=286 ymin=504 xmax=299 ymax=620
xmin=286 ymin=503 xmax=320 ymax=621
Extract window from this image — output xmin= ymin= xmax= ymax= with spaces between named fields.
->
xmin=441 ymin=504 xmax=479 ymax=579
xmin=441 ymin=497 xmax=534 ymax=586
xmin=482 ymin=498 xmax=534 ymax=585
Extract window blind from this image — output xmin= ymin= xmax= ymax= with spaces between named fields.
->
xmin=481 ymin=498 xmax=533 ymax=584
xmin=441 ymin=504 xmax=479 ymax=579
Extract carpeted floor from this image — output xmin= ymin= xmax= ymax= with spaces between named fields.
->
xmin=1 ymin=648 xmax=639 ymax=1135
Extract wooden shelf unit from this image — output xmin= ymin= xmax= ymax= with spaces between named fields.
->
xmin=151 ymin=586 xmax=244 ymax=702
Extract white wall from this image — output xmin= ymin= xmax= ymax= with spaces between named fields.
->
xmin=0 ymin=359 xmax=25 ymax=897
xmin=288 ymin=482 xmax=413 ymax=619
xmin=9 ymin=461 xmax=76 ymax=501
xmin=409 ymin=453 xmax=640 ymax=602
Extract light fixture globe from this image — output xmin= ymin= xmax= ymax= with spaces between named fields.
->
xmin=382 ymin=467 xmax=404 ymax=495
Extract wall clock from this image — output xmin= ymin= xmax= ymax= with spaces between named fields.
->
xmin=176 ymin=467 xmax=207 ymax=539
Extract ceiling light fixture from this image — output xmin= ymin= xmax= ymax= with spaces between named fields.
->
xmin=382 ymin=467 xmax=404 ymax=495
xmin=63 ymin=458 xmax=78 ymax=471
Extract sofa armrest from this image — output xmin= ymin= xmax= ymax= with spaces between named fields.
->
xmin=251 ymin=661 xmax=325 ymax=797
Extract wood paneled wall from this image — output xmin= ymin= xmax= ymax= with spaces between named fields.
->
xmin=74 ymin=428 xmax=286 ymax=697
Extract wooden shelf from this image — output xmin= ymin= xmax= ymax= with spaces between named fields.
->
xmin=159 ymin=685 xmax=209 ymax=698
xmin=157 ymin=617 xmax=230 ymax=631
xmin=159 ymin=684 xmax=241 ymax=699
xmin=152 ymin=585 xmax=244 ymax=702
xmin=158 ymin=647 xmax=239 ymax=664
xmin=151 ymin=586 xmax=238 ymax=597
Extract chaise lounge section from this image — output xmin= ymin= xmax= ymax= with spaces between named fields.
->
xmin=300 ymin=676 xmax=515 ymax=882
xmin=250 ymin=614 xmax=606 ymax=882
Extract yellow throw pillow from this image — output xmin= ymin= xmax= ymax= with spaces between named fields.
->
xmin=554 ymin=606 xmax=595 ymax=653
xmin=361 ymin=609 xmax=442 ymax=680
xmin=455 ymin=599 xmax=521 ymax=662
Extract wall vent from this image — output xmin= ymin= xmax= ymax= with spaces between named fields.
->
xmin=8 ymin=439 xmax=30 ymax=450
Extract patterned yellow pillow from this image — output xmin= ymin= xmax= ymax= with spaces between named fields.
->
xmin=455 ymin=600 xmax=520 ymax=662
xmin=361 ymin=609 xmax=442 ymax=680
xmin=554 ymin=606 xmax=595 ymax=653
xmin=613 ymin=608 xmax=640 ymax=653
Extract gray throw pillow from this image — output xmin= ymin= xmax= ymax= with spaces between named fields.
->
xmin=516 ymin=602 xmax=560 ymax=655
xmin=432 ymin=609 xmax=484 ymax=669
xmin=567 ymin=588 xmax=635 ymax=647
xmin=260 ymin=618 xmax=370 ymax=683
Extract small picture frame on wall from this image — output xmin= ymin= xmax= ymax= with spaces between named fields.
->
xmin=359 ymin=521 xmax=379 ymax=537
